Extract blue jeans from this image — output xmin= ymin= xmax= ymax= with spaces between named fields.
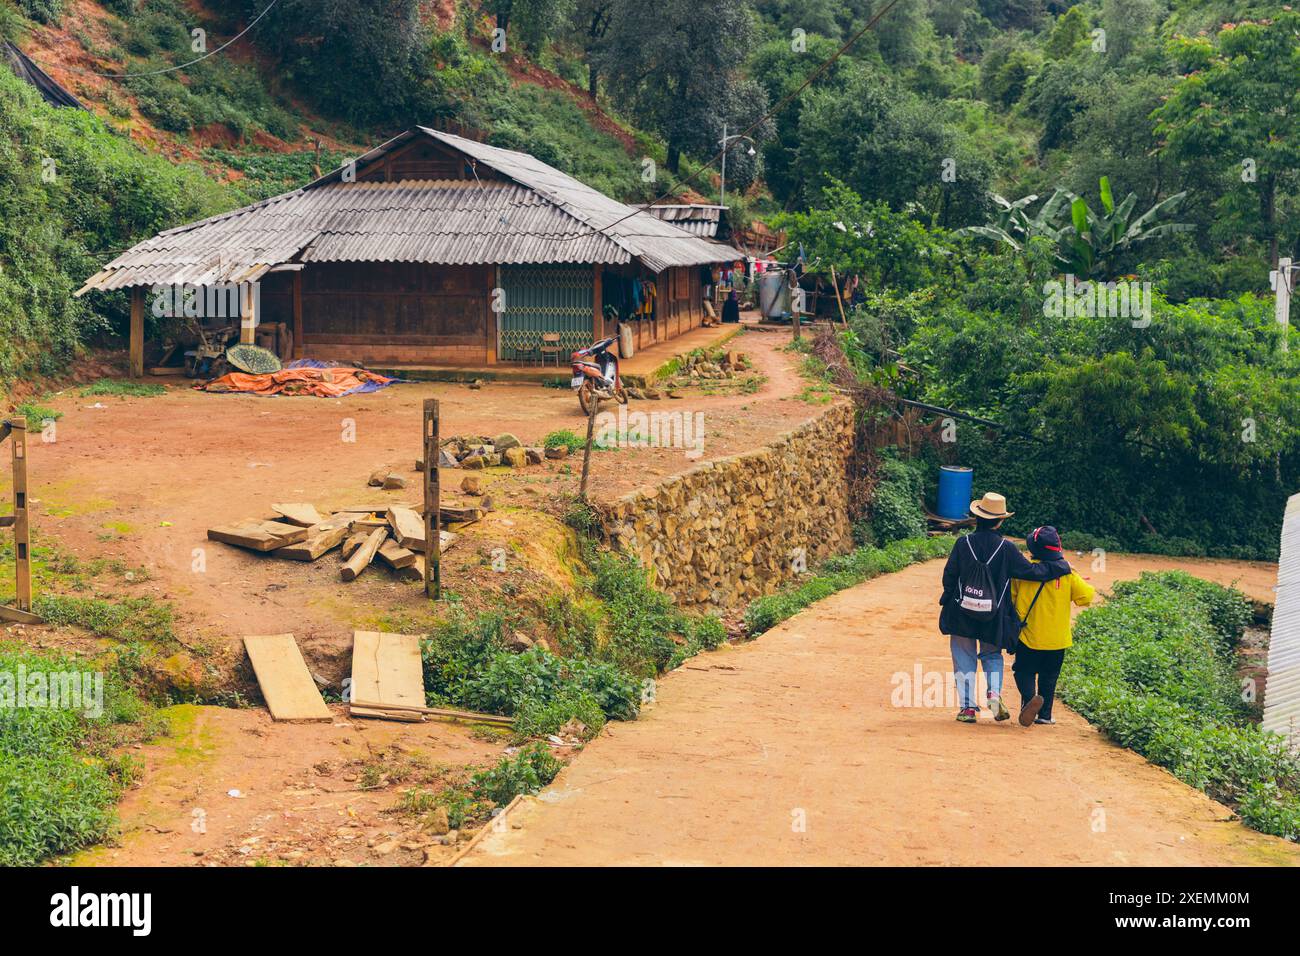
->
xmin=949 ymin=636 xmax=1003 ymax=710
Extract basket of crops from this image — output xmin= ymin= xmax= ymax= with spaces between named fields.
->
xmin=226 ymin=344 xmax=282 ymax=375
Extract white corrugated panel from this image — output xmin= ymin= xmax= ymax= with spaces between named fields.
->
xmin=1263 ymin=492 xmax=1300 ymax=743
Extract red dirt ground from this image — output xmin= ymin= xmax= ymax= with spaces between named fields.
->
xmin=4 ymin=325 xmax=819 ymax=682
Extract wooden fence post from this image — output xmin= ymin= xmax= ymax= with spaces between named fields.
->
xmin=579 ymin=391 xmax=598 ymax=501
xmin=423 ymin=399 xmax=441 ymax=600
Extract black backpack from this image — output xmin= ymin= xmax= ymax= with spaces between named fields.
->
xmin=956 ymin=536 xmax=1008 ymax=621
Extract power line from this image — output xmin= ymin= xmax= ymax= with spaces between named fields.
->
xmin=572 ymin=0 xmax=902 ymax=242
xmin=47 ymin=0 xmax=283 ymax=79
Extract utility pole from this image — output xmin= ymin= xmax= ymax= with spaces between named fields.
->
xmin=717 ymin=124 xmax=756 ymax=211
xmin=1274 ymin=257 xmax=1293 ymax=352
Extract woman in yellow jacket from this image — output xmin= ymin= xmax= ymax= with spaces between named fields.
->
xmin=1010 ymin=526 xmax=1095 ymax=727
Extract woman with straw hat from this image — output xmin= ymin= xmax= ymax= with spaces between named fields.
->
xmin=938 ymin=492 xmax=1072 ymax=724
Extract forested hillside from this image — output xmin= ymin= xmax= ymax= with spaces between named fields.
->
xmin=2 ymin=0 xmax=1298 ymax=555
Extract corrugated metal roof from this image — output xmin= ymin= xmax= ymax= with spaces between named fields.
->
xmin=638 ymin=203 xmax=725 ymax=238
xmin=1263 ymin=492 xmax=1300 ymax=745
xmin=78 ymin=128 xmax=741 ymax=293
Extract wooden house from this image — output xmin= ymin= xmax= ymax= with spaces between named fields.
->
xmin=77 ymin=127 xmax=742 ymax=375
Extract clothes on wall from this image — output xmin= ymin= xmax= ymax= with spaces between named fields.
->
xmin=601 ymin=272 xmax=657 ymax=321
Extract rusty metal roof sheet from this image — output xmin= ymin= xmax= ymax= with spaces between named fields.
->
xmin=637 ymin=203 xmax=725 ymax=238
xmin=78 ymin=128 xmax=741 ymax=294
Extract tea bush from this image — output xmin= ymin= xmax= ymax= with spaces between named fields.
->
xmin=1062 ymin=572 xmax=1300 ymax=841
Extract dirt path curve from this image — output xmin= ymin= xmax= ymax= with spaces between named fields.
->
xmin=461 ymin=553 xmax=1300 ymax=866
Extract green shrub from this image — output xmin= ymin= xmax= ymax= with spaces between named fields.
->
xmin=470 ymin=742 xmax=563 ymax=806
xmin=1061 ymin=572 xmax=1300 ymax=841
xmin=871 ymin=458 xmax=928 ymax=544
xmin=0 ymin=646 xmax=155 ymax=864
xmin=543 ymin=429 xmax=586 ymax=454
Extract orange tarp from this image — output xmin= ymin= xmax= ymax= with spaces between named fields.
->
xmin=200 ymin=367 xmax=395 ymax=398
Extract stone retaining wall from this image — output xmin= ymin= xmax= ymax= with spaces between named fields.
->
xmin=596 ymin=401 xmax=854 ymax=609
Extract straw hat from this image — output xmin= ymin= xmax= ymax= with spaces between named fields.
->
xmin=970 ymin=492 xmax=1014 ymax=520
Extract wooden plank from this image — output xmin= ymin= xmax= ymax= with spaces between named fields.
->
xmin=214 ymin=520 xmax=309 ymax=550
xmin=129 ymin=287 xmax=144 ymax=379
xmin=349 ymin=631 xmax=425 ymax=718
xmin=348 ymin=699 xmax=512 ymax=727
xmin=387 ymin=505 xmax=425 ymax=551
xmin=341 ymin=528 xmax=386 ymax=581
xmin=377 ymin=538 xmax=416 ymax=569
xmin=348 ymin=518 xmax=388 ymax=533
xmin=274 ymin=521 xmax=350 ymax=561
xmin=0 ymin=605 xmax=42 ymax=625
xmin=243 ymin=634 xmax=332 ymax=722
xmin=208 ymin=520 xmax=309 ymax=552
xmin=340 ymin=531 xmax=369 ymax=560
xmin=271 ymin=502 xmax=324 ymax=527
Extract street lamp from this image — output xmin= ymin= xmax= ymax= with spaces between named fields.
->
xmin=718 ymin=122 xmax=757 ymax=210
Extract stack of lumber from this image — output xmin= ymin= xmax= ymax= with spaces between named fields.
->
xmin=207 ymin=500 xmax=466 ymax=582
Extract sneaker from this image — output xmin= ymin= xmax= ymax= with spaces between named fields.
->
xmin=1018 ymin=695 xmax=1044 ymax=727
xmin=1034 ymin=716 xmax=1056 ymax=725
xmin=956 ymin=708 xmax=978 ymax=723
xmin=988 ymin=693 xmax=1010 ymax=722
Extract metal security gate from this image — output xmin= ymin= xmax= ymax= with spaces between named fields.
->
xmin=498 ymin=265 xmax=593 ymax=362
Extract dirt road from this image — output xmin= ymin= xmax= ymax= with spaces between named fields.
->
xmin=461 ymin=553 xmax=1300 ymax=866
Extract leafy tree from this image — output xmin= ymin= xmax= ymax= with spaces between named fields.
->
xmin=1044 ymin=4 xmax=1089 ymax=59
xmin=1154 ymin=14 xmax=1300 ymax=266
xmin=769 ymin=181 xmax=951 ymax=293
xmin=1099 ymin=0 xmax=1159 ymax=61
xmin=789 ymin=65 xmax=995 ymax=226
xmin=485 ymin=0 xmax=577 ymax=54
xmin=595 ymin=0 xmax=763 ymax=174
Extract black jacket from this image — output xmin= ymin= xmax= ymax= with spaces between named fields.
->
xmin=939 ymin=530 xmax=1071 ymax=650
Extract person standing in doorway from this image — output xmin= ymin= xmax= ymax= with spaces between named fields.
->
xmin=938 ymin=493 xmax=1071 ymax=724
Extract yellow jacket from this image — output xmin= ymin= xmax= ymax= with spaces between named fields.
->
xmin=1011 ymin=563 xmax=1096 ymax=650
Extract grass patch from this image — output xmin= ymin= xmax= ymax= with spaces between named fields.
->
xmin=543 ymin=429 xmax=586 ymax=454
xmin=1062 ymin=571 xmax=1300 ymax=841
xmin=0 ymin=644 xmax=161 ymax=865
xmin=14 ymin=401 xmax=60 ymax=424
xmin=745 ymin=535 xmax=955 ymax=636
xmin=78 ymin=379 xmax=166 ymax=398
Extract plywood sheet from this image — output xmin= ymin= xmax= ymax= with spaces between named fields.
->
xmin=244 ymin=633 xmax=332 ymax=722
xmin=350 ymin=631 xmax=425 ymax=717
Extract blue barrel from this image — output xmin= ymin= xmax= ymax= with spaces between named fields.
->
xmin=936 ymin=466 xmax=973 ymax=520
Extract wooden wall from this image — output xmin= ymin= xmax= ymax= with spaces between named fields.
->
xmin=299 ymin=261 xmax=492 ymax=365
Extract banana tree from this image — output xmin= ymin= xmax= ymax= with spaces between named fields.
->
xmin=961 ymin=178 xmax=1189 ymax=278
xmin=1058 ymin=177 xmax=1189 ymax=277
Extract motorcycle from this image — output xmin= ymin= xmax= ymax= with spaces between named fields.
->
xmin=571 ymin=334 xmax=628 ymax=415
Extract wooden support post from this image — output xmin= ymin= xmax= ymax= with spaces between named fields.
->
xmin=579 ymin=389 xmax=598 ymax=501
xmin=292 ymin=271 xmax=303 ymax=360
xmin=423 ymin=399 xmax=441 ymax=600
xmin=240 ymin=281 xmax=257 ymax=345
xmin=592 ymin=265 xmax=603 ymax=340
xmin=129 ymin=287 xmax=145 ymax=379
xmin=10 ymin=419 xmax=30 ymax=612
